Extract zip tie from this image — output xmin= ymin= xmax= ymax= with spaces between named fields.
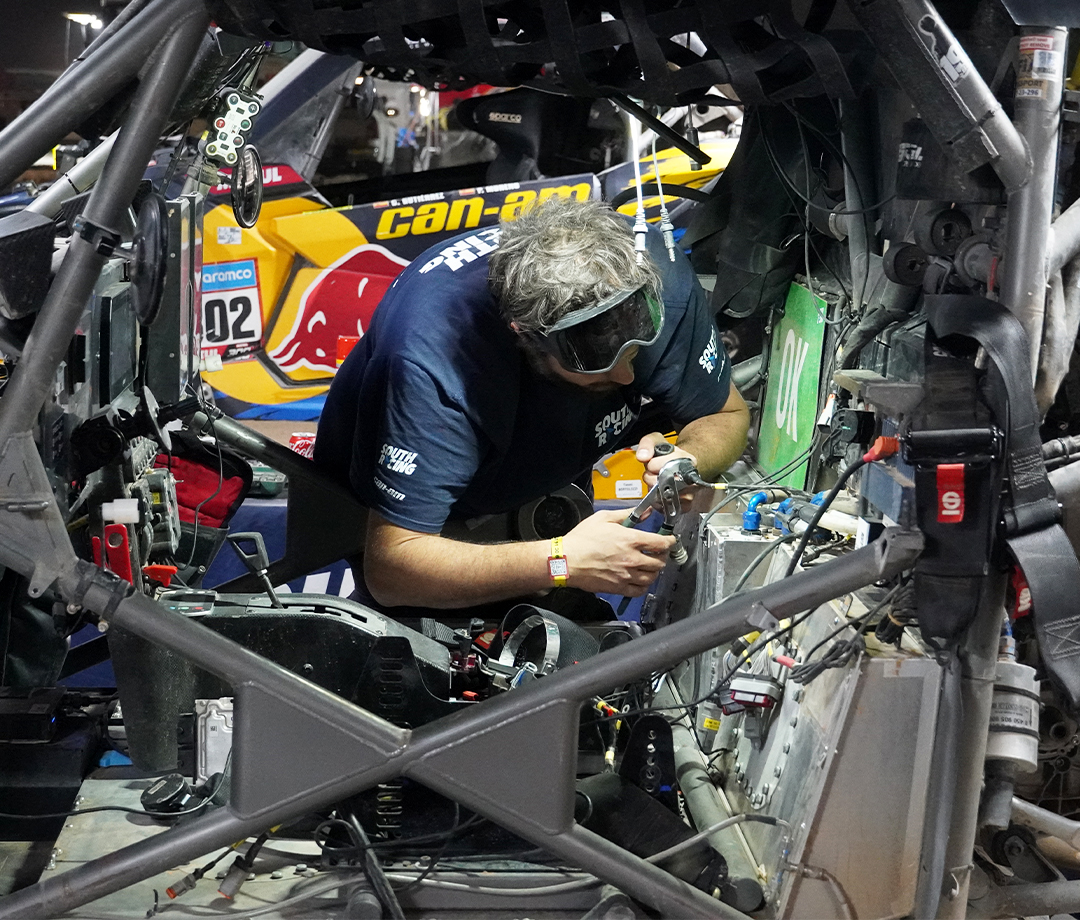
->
xmin=651 ymin=138 xmax=676 ymax=261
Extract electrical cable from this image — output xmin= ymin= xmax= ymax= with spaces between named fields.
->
xmin=162 ymin=844 xmax=239 ymax=901
xmin=626 ymin=109 xmax=650 ymax=265
xmin=591 ymin=608 xmax=817 ymax=726
xmin=133 ymin=872 xmax=359 ymax=918
xmin=784 ymin=445 xmax=886 ymax=578
xmin=393 ymin=803 xmax=461 ymax=893
xmin=182 ymin=414 xmax=226 ymax=568
xmin=382 ymin=872 xmax=603 ymax=897
xmin=706 ymin=608 xmax=816 ymax=702
xmin=700 ymin=431 xmax=836 ymax=531
xmin=651 ymin=137 xmax=677 ymax=261
xmin=792 ymin=110 xmax=847 ymax=328
xmin=608 ymin=181 xmax=713 ymax=208
xmin=756 ymin=109 xmax=855 ymax=305
xmin=0 ymin=755 xmax=231 ymax=820
xmin=347 ymin=811 xmax=407 ymax=920
xmin=798 ymin=533 xmax=849 ymax=566
xmin=784 ymin=99 xmax=881 ymax=219
xmin=792 ymin=99 xmax=874 ymax=314
xmin=646 ymin=813 xmax=790 ymax=866
xmin=789 ymin=580 xmax=906 ymax=685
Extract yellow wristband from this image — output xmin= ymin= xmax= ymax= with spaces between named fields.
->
xmin=547 ymin=536 xmax=568 ymax=587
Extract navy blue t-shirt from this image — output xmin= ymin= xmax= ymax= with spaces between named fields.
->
xmin=314 ymin=224 xmax=732 ymax=534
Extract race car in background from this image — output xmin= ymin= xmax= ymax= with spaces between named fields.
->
xmin=200 ymin=168 xmax=601 ymax=418
xmin=197 ymin=50 xmax=738 ymax=419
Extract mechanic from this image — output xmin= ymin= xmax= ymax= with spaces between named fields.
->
xmin=313 ymin=196 xmax=749 ymax=618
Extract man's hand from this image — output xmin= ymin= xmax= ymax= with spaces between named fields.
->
xmin=635 ymin=433 xmax=697 ymax=488
xmin=561 ymin=508 xmax=675 ymax=597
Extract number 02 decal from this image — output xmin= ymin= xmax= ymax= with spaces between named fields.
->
xmin=200 ymin=260 xmax=263 ymax=360
xmin=203 ymin=294 xmax=257 ymax=344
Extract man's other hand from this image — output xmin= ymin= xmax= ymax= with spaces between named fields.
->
xmin=561 ymin=508 xmax=675 ymax=597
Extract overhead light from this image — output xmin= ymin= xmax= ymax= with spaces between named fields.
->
xmin=64 ymin=12 xmax=103 ymax=28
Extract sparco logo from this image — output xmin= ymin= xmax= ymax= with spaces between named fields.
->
xmin=487 ymin=112 xmax=523 ymax=123
xmin=378 ymin=444 xmax=418 ymax=475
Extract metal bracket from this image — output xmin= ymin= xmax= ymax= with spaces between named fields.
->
xmin=1064 ymin=89 xmax=1080 ymax=124
xmin=71 ymin=213 xmax=123 ymax=257
xmin=747 ymin=602 xmax=779 ymax=632
xmin=0 ymin=431 xmax=79 ymax=597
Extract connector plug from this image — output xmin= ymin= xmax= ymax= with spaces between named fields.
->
xmin=166 ymin=874 xmax=197 ymax=900
xmin=863 ymin=436 xmax=900 ymax=462
xmin=217 ymin=859 xmax=250 ymax=900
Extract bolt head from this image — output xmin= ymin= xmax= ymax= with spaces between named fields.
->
xmin=1004 ymin=839 xmax=1025 ymax=858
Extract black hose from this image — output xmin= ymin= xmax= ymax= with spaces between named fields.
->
xmin=784 ymin=457 xmax=868 ymax=577
xmin=609 ymin=182 xmax=713 ymax=209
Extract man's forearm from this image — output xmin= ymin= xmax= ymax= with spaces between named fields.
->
xmin=676 ymin=392 xmax=750 ymax=480
xmin=364 ymin=507 xmax=678 ymax=610
xmin=365 ymin=517 xmax=551 ymax=608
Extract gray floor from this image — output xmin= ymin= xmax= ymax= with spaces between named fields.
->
xmin=11 ymin=778 xmax=611 ymax=919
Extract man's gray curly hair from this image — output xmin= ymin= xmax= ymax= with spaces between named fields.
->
xmin=488 ymin=196 xmax=662 ymax=333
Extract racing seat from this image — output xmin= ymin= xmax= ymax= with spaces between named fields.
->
xmin=454 ymin=87 xmax=623 ymax=184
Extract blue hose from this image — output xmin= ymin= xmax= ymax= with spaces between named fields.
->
xmin=742 ymin=491 xmax=769 ymax=532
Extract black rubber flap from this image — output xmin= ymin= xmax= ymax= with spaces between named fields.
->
xmin=0 ymin=210 xmax=55 ymax=320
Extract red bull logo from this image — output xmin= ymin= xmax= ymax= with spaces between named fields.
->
xmin=267 ymin=244 xmax=409 ymax=374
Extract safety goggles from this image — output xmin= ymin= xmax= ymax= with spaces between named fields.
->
xmin=530 ymin=286 xmax=665 ymax=375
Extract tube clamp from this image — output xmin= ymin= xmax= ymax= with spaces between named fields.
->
xmin=71 ymin=214 xmax=122 ymax=257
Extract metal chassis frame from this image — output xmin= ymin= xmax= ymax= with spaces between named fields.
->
xmin=0 ymin=10 xmax=923 ymax=910
xmin=0 ymin=0 xmax=1062 ymax=917
xmin=0 ymin=17 xmax=925 ymax=895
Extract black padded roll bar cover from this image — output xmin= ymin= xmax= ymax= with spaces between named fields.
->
xmin=0 ymin=210 xmax=55 ymax=320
